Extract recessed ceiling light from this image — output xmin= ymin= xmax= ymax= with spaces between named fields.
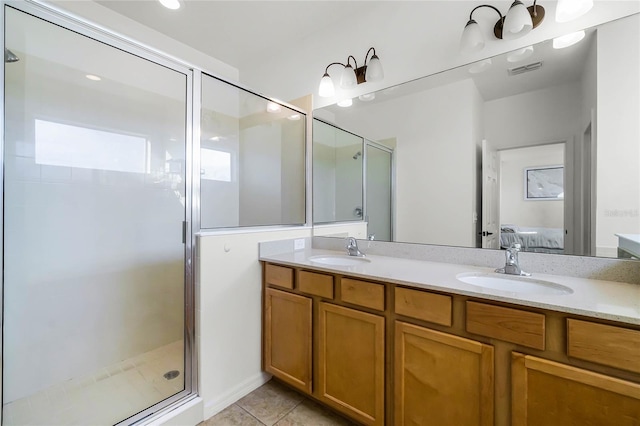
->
xmin=86 ymin=74 xmax=101 ymax=81
xmin=266 ymin=102 xmax=282 ymax=113
xmin=337 ymin=98 xmax=353 ymax=108
xmin=553 ymin=31 xmax=585 ymax=49
xmin=358 ymin=93 xmax=376 ymax=102
xmin=507 ymin=46 xmax=534 ymax=63
xmin=287 ymin=114 xmax=301 ymax=121
xmin=159 ymin=0 xmax=181 ymax=10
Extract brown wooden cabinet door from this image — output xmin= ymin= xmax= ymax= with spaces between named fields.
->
xmin=317 ymin=302 xmax=385 ymax=426
xmin=264 ymin=287 xmax=312 ymax=393
xmin=512 ymin=352 xmax=640 ymax=426
xmin=395 ymin=321 xmax=494 ymax=426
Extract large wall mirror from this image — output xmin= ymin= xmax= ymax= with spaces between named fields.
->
xmin=313 ymin=13 xmax=639 ymax=260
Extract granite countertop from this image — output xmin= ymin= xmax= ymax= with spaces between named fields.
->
xmin=260 ymin=248 xmax=640 ymax=326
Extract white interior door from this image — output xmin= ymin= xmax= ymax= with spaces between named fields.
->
xmin=482 ymin=140 xmax=500 ymax=249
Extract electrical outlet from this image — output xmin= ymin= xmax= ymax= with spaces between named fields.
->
xmin=294 ymin=239 xmax=305 ymax=250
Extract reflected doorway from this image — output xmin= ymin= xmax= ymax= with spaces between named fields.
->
xmin=365 ymin=141 xmax=393 ymax=241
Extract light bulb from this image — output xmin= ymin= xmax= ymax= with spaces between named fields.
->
xmin=460 ymin=20 xmax=485 ymax=53
xmin=340 ymin=64 xmax=357 ymax=89
xmin=502 ymin=1 xmax=533 ymax=40
xmin=365 ymin=55 xmax=384 ymax=82
xmin=318 ymin=73 xmax=335 ymax=97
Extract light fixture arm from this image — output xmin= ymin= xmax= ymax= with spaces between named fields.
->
xmin=324 ymin=61 xmax=347 ymax=75
xmin=531 ymin=0 xmax=541 ymax=18
xmin=346 ymin=55 xmax=358 ymax=69
xmin=468 ymin=4 xmax=503 ymax=22
xmin=363 ymin=47 xmax=377 ymax=66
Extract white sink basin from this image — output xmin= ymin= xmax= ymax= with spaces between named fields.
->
xmin=308 ymin=255 xmax=371 ymax=266
xmin=456 ymin=272 xmax=573 ymax=295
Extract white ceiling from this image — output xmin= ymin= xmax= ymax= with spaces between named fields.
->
xmin=95 ymin=0 xmax=372 ymax=70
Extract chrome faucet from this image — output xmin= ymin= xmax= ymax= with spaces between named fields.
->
xmin=346 ymin=237 xmax=365 ymax=257
xmin=496 ymin=243 xmax=530 ymax=276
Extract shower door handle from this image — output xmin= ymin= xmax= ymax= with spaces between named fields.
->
xmin=182 ymin=221 xmax=188 ymax=244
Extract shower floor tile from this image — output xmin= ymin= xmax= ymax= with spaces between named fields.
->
xmin=2 ymin=340 xmax=184 ymax=426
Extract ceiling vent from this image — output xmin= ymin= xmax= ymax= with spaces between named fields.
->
xmin=508 ymin=61 xmax=543 ymax=76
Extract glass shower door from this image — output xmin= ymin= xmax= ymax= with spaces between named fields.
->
xmin=3 ymin=6 xmax=189 ymax=425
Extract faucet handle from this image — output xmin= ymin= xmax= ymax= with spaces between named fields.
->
xmin=509 ymin=243 xmax=522 ymax=251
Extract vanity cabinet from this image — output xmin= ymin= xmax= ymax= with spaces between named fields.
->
xmin=512 ymin=352 xmax=640 ymax=426
xmin=264 ymin=287 xmax=312 ymax=393
xmin=318 ymin=302 xmax=385 ymax=426
xmin=395 ymin=321 xmax=494 ymax=426
xmin=262 ymin=261 xmax=640 ymax=426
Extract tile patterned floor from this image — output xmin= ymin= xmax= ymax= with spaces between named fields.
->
xmin=2 ymin=340 xmax=184 ymax=426
xmin=201 ymin=380 xmax=356 ymax=426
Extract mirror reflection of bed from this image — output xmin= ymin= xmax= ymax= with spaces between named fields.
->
xmin=500 ymin=225 xmax=564 ymax=254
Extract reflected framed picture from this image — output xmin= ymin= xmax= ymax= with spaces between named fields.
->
xmin=524 ymin=166 xmax=564 ymax=200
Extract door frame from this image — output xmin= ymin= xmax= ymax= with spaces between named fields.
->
xmin=364 ymin=139 xmax=394 ymax=242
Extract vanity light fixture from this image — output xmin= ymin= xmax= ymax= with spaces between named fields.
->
xmin=556 ymin=0 xmax=593 ymax=23
xmin=159 ymin=0 xmax=181 ymax=10
xmin=553 ymin=30 xmax=585 ymax=49
xmin=460 ymin=1 xmax=545 ymax=53
xmin=318 ymin=47 xmax=384 ymax=98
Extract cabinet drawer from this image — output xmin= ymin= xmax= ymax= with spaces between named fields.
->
xmin=299 ymin=270 xmax=334 ymax=299
xmin=395 ymin=287 xmax=452 ymax=326
xmin=466 ymin=302 xmax=545 ymax=350
xmin=265 ymin=264 xmax=294 ymax=289
xmin=341 ymin=278 xmax=385 ymax=311
xmin=567 ymin=319 xmax=640 ymax=374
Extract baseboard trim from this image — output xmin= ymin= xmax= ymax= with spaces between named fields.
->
xmin=203 ymin=372 xmax=272 ymax=420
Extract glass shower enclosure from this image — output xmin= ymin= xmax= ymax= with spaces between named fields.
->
xmin=2 ymin=4 xmax=193 ymax=425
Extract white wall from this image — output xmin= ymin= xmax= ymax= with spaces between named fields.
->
xmin=337 ymin=79 xmax=482 ymax=248
xmin=500 ymin=145 xmax=565 ymax=228
xmin=197 ymin=228 xmax=312 ymax=420
xmin=484 ymin=82 xmax=582 ymax=150
xmin=240 ymin=1 xmax=640 ymax=109
xmin=595 ymin=14 xmax=640 ymax=256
